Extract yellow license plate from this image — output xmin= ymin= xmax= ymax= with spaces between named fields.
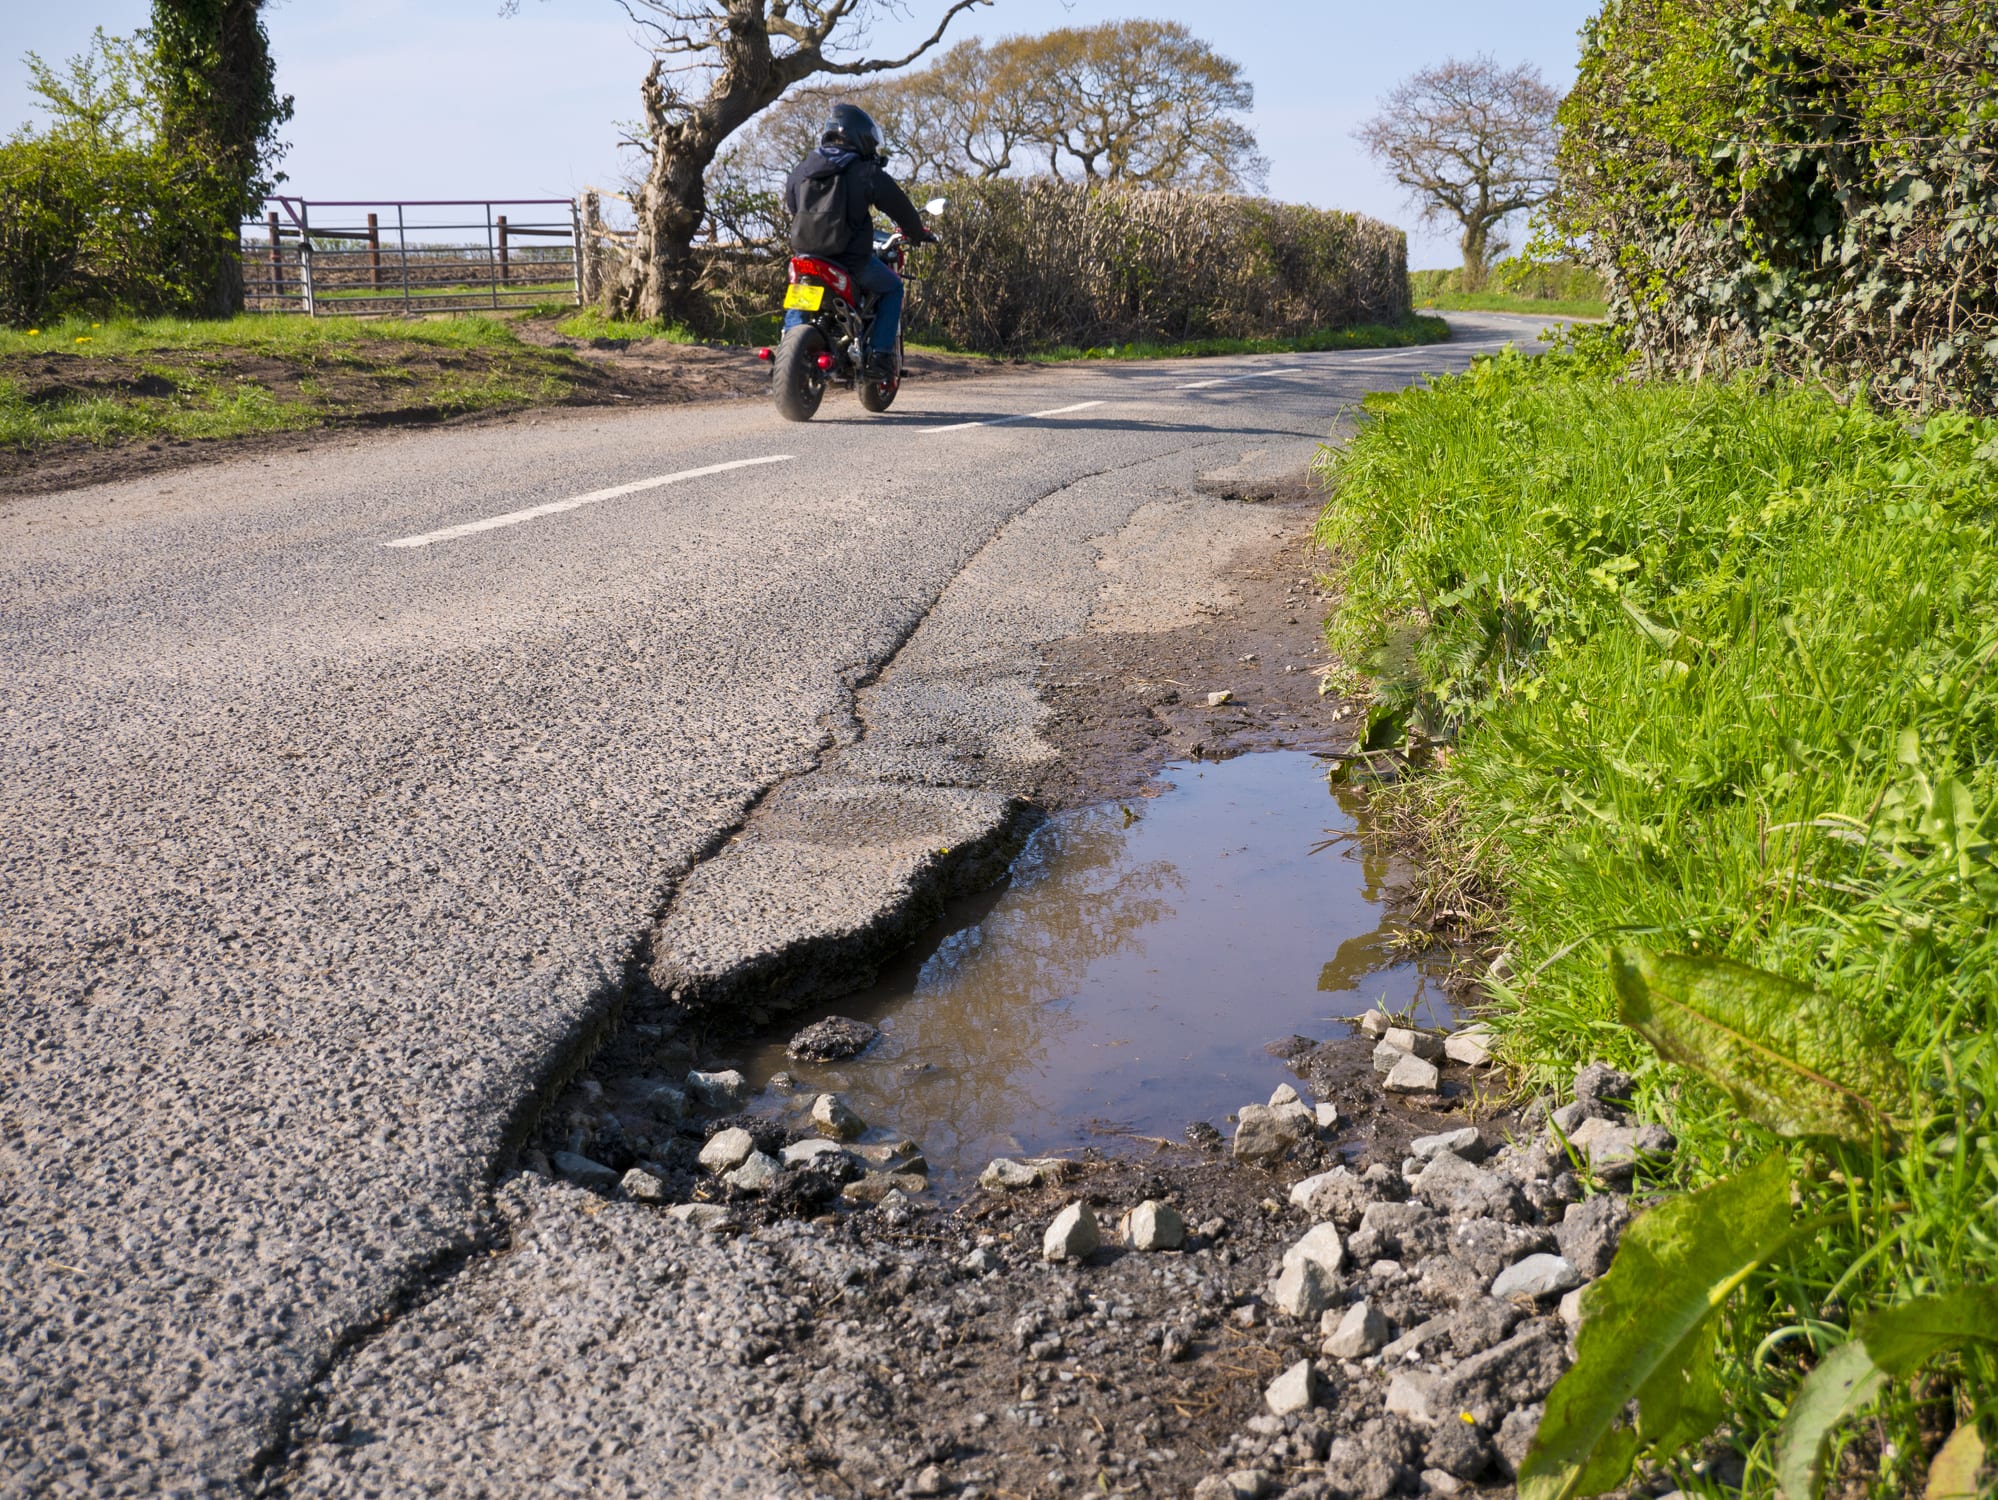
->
xmin=784 ymin=283 xmax=825 ymax=311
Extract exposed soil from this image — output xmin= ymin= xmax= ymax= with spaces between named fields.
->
xmin=1 ymin=320 xmax=1010 ymax=500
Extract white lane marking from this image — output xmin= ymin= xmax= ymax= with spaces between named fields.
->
xmin=1177 ymin=367 xmax=1301 ymax=389
xmin=381 ymin=455 xmax=795 ymax=549
xmin=920 ymin=400 xmax=1106 ymax=434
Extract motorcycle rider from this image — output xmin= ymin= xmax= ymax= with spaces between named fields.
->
xmin=782 ymin=102 xmax=937 ymax=380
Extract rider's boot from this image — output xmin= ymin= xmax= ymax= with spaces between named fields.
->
xmin=865 ymin=347 xmax=900 ymax=382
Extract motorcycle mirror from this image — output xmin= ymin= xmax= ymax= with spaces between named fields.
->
xmin=923 ymin=196 xmax=948 ymax=215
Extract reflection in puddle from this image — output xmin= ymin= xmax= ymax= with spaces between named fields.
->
xmin=740 ymin=751 xmax=1453 ymax=1189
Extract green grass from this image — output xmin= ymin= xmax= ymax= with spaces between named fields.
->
xmin=1021 ymin=316 xmax=1452 ymax=364
xmin=1316 ymin=347 xmax=1998 ymax=1495
xmin=0 ymin=311 xmax=584 ymax=449
xmin=1413 ymin=289 xmax=1607 ymax=318
xmin=553 ymin=307 xmax=705 ymax=343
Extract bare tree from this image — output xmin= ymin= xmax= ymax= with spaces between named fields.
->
xmin=1008 ymin=21 xmax=1266 ymax=192
xmin=1356 ymin=55 xmax=1558 ymax=286
xmin=522 ymin=0 xmax=987 ymax=323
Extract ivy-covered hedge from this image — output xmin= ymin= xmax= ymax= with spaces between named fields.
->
xmin=1555 ymin=0 xmax=1998 ymax=412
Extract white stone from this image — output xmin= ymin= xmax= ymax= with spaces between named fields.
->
xmin=725 ymin=1151 xmax=780 ymax=1194
xmin=1264 ymin=1358 xmax=1318 ymax=1417
xmin=1409 ymin=1127 xmax=1483 ymax=1161
xmin=1383 ymin=1026 xmax=1444 ymax=1061
xmin=1206 ymin=690 xmax=1234 ymax=707
xmin=1322 ymin=1299 xmax=1390 ymax=1359
xmin=1271 ymin=1258 xmax=1336 ymax=1318
xmin=1422 ymin=1469 xmax=1465 ymax=1495
xmin=1042 ymin=1201 xmax=1100 ymax=1262
xmin=810 ymin=1092 xmax=864 ymax=1140
xmin=685 ymin=1068 xmax=749 ymax=1110
xmin=979 ymin=1156 xmax=1042 ymax=1191
xmin=1281 ymin=1222 xmax=1347 ymax=1278
xmin=1288 ymin=1169 xmax=1342 ymax=1211
xmin=1359 ymin=1010 xmax=1393 ymax=1037
xmin=665 ymin=1203 xmax=732 ymax=1231
xmin=1124 ymin=1200 xmax=1186 ymax=1252
xmin=1233 ymin=1103 xmax=1306 ymax=1165
xmin=1491 ymin=1253 xmax=1582 ymax=1301
xmin=1444 ymin=1030 xmax=1495 ymax=1067
xmin=1384 ymin=1054 xmax=1442 ymax=1093
xmin=1558 ymin=1287 xmax=1586 ymax=1327
xmin=1385 ymin=1370 xmax=1441 ymax=1425
xmin=620 ymin=1166 xmax=670 ymax=1202
xmin=1372 ymin=1040 xmax=1406 ymax=1074
xmin=1268 ymin=1082 xmax=1305 ymax=1108
xmin=1316 ymin=1102 xmax=1342 ymax=1132
xmin=780 ymin=1138 xmax=848 ymax=1167
xmin=697 ymin=1127 xmax=755 ymax=1173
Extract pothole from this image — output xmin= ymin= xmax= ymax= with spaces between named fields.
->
xmin=730 ymin=749 xmax=1459 ymax=1193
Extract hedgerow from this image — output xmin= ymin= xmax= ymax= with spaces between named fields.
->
xmin=1554 ymin=0 xmax=1998 ymax=413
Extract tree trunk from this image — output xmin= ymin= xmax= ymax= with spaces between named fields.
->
xmin=615 ymin=133 xmax=715 ymax=323
xmin=1459 ymin=220 xmax=1491 ymax=291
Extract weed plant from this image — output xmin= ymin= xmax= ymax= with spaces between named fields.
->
xmin=1316 ymin=346 xmax=1997 ymax=1493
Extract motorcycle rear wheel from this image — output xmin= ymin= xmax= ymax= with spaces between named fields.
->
xmin=857 ymin=336 xmax=903 ymax=413
xmin=773 ymin=326 xmax=826 ymax=422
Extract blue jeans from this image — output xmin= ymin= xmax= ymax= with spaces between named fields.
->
xmin=784 ymin=255 xmax=903 ymax=352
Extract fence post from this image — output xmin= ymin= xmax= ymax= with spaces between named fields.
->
xmin=298 ymin=201 xmax=315 ymax=317
xmin=497 ymin=214 xmax=510 ymax=286
xmin=367 ymin=212 xmax=382 ymax=292
xmin=571 ymin=198 xmax=587 ymax=305
xmin=486 ymin=204 xmax=499 ymax=309
xmin=267 ymin=210 xmax=283 ymax=301
xmin=396 ymin=203 xmax=411 ymax=313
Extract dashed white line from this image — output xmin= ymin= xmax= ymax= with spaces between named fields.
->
xmin=1177 ymin=367 xmax=1301 ymax=389
xmin=381 ymin=455 xmax=795 ymax=549
xmin=920 ymin=400 xmax=1106 ymax=434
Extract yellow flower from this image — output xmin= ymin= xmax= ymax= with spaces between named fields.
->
xmin=26 ymin=329 xmax=38 ymax=336
xmin=75 ymin=336 xmax=92 ymax=344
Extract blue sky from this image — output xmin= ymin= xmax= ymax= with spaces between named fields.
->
xmin=2 ymin=1 xmax=1599 ymax=268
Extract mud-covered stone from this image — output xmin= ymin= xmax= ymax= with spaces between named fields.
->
xmin=1289 ymin=1167 xmax=1374 ymax=1228
xmin=1348 ymin=1201 xmax=1448 ymax=1265
xmin=685 ymin=1068 xmax=749 ymax=1110
xmin=1494 ymin=1404 xmax=1544 ymax=1478
xmin=1233 ymin=1103 xmax=1306 ymax=1165
xmin=1556 ymin=1193 xmax=1633 ymax=1278
xmin=697 ymin=1128 xmax=755 ymax=1174
xmin=1410 ymin=1126 xmax=1484 ymax=1162
xmin=1412 ymin=1254 xmax=1484 ymax=1308
xmin=1425 ymin=1416 xmax=1496 ymax=1481
xmin=550 ymin=1151 xmax=620 ymax=1190
xmin=1491 ymin=1254 xmax=1580 ymax=1302
xmin=1413 ymin=1152 xmax=1529 ymax=1222
xmin=1572 ymin=1062 xmax=1635 ymax=1109
xmin=1446 ymin=1296 xmax=1524 ymax=1356
xmin=1443 ymin=1325 xmax=1572 ymax=1423
xmin=785 ymin=1015 xmax=880 ymax=1061
xmin=1384 ymin=1054 xmax=1441 ymax=1094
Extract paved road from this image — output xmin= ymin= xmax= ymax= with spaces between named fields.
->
xmin=0 ymin=313 xmax=1554 ymax=1495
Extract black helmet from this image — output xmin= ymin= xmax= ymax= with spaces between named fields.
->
xmin=821 ymin=103 xmax=881 ymax=159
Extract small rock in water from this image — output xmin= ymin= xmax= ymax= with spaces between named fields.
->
xmin=725 ymin=1151 xmax=780 ymax=1194
xmin=1316 ymin=1101 xmax=1342 ymax=1133
xmin=1358 ymin=1009 xmax=1394 ymax=1037
xmin=780 ymin=1138 xmax=848 ymax=1167
xmin=620 ymin=1166 xmax=670 ymax=1202
xmin=810 ymin=1092 xmax=864 ymax=1140
xmin=1264 ymin=1358 xmax=1318 ymax=1417
xmin=1123 ymin=1200 xmax=1186 ymax=1251
xmin=978 ymin=1156 xmax=1044 ymax=1191
xmin=1186 ymin=1120 xmax=1224 ymax=1151
xmin=1383 ymin=1026 xmax=1444 ymax=1060
xmin=1372 ymin=1039 xmax=1405 ymax=1073
xmin=550 ymin=1151 xmax=620 ymax=1190
xmin=1323 ymin=1298 xmax=1390 ymax=1359
xmin=1206 ymin=690 xmax=1234 ymax=707
xmin=698 ymin=1127 xmax=756 ymax=1173
xmin=1385 ymin=1054 xmax=1442 ymax=1093
xmin=1490 ymin=1253 xmax=1581 ymax=1301
xmin=686 ymin=1068 xmax=750 ymax=1110
xmin=1042 ymin=1201 xmax=1100 ymax=1262
xmin=1268 ymin=1082 xmax=1306 ymax=1108
xmin=786 ymin=1015 xmax=881 ymax=1062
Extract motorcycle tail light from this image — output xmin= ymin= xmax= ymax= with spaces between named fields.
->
xmin=815 ymin=354 xmax=836 ymax=372
xmin=756 ymin=347 xmax=773 ymax=362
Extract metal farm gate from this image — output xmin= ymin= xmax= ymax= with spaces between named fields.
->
xmin=241 ymin=197 xmax=583 ymax=316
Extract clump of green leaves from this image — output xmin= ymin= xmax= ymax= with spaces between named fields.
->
xmin=1317 ymin=350 xmax=1998 ymax=1492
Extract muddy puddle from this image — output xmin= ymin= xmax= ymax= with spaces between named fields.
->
xmin=739 ymin=750 xmax=1456 ymax=1191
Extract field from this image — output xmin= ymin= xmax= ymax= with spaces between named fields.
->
xmin=1316 ymin=342 xmax=1998 ymax=1494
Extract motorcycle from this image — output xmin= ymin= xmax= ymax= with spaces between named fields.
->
xmin=760 ymin=196 xmax=946 ymax=423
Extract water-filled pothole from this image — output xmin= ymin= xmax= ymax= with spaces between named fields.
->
xmin=737 ymin=750 xmax=1456 ymax=1190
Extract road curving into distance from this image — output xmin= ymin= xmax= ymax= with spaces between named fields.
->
xmin=0 ymin=313 xmax=1561 ymax=1495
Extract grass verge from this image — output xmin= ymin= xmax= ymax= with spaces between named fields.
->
xmin=1414 ymin=290 xmax=1607 ymax=319
xmin=0 ymin=311 xmax=589 ymax=451
xmin=1315 ymin=345 xmax=1997 ymax=1494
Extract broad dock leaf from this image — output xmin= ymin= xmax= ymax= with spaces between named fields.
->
xmin=1857 ymin=1286 xmax=1998 ymax=1374
xmin=1773 ymin=1340 xmax=1888 ymax=1500
xmin=1923 ymin=1424 xmax=1988 ymax=1500
xmin=1610 ymin=949 xmax=1907 ymax=1143
xmin=1517 ymin=1155 xmax=1794 ymax=1500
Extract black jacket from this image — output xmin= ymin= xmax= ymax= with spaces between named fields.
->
xmin=783 ymin=148 xmax=927 ymax=271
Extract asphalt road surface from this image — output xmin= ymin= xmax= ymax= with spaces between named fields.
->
xmin=0 ymin=313 xmax=1558 ymax=1496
